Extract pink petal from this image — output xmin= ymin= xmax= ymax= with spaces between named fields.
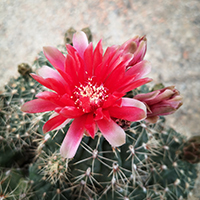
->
xmin=118 ymin=77 xmax=152 ymax=93
xmin=49 ymin=113 xmax=72 ymax=131
xmin=102 ymin=45 xmax=119 ymax=63
xmin=32 ymin=66 xmax=71 ymax=95
xmin=134 ymin=90 xmax=159 ymax=101
xmin=84 ymin=43 xmax=94 ymax=77
xmin=94 ymin=108 xmax=111 ymax=121
xmin=43 ymin=114 xmax=69 ymax=133
xmin=31 ymin=73 xmax=53 ymax=90
xmin=72 ymin=31 xmax=89 ymax=58
xmin=54 ymin=118 xmax=72 ymax=131
xmin=93 ymin=40 xmax=103 ymax=75
xmin=103 ymin=53 xmax=134 ymax=93
xmin=59 ymin=106 xmax=83 ymax=118
xmin=119 ymin=36 xmax=139 ymax=52
xmin=64 ymin=54 xmax=79 ymax=85
xmin=134 ymin=87 xmax=179 ymax=106
xmin=84 ymin=113 xmax=96 ymax=138
xmin=101 ymin=51 xmax=131 ymax=83
xmin=36 ymin=91 xmax=67 ymax=107
xmin=59 ymin=94 xmax=76 ymax=107
xmin=103 ymin=60 xmax=151 ymax=94
xmin=46 ymin=77 xmax=70 ymax=95
xmin=43 ymin=46 xmax=65 ymax=71
xmin=108 ymin=50 xmax=125 ymax=71
xmin=94 ymin=108 xmax=104 ymax=120
xmin=65 ymin=44 xmax=86 ymax=83
xmin=103 ymin=93 xmax=123 ymax=108
xmin=149 ymin=89 xmax=174 ymax=105
xmin=21 ymin=99 xmax=57 ymax=113
xmin=55 ymin=68 xmax=73 ymax=88
xmin=148 ymin=104 xmax=175 ymax=116
xmin=121 ymin=97 xmax=145 ymax=108
xmin=125 ymin=60 xmax=151 ymax=79
xmin=36 ymin=91 xmax=58 ymax=99
xmin=96 ymin=118 xmax=126 ymax=147
xmin=60 ymin=116 xmax=86 ymax=158
xmin=104 ymin=64 xmax=126 ymax=91
xmin=95 ymin=45 xmax=118 ymax=83
xmin=129 ymin=40 xmax=147 ymax=66
xmin=108 ymin=98 xmax=146 ymax=122
xmin=37 ymin=65 xmax=63 ymax=80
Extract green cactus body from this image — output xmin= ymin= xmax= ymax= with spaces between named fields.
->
xmin=0 ymin=66 xmax=48 ymax=167
xmin=0 ymin=168 xmax=33 ymax=200
xmin=28 ymin=109 xmax=197 ymax=200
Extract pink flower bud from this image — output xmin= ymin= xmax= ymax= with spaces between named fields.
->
xmin=134 ymin=86 xmax=183 ymax=123
xmin=119 ymin=35 xmax=147 ymax=67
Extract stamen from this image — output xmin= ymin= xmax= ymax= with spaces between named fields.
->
xmin=73 ymin=78 xmax=108 ymax=113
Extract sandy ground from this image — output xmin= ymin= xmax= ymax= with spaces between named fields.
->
xmin=0 ymin=0 xmax=200 ymax=199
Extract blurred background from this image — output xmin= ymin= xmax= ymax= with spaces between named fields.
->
xmin=0 ymin=0 xmax=200 ymax=197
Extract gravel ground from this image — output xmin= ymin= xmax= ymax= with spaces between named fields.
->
xmin=0 ymin=0 xmax=200 ymax=199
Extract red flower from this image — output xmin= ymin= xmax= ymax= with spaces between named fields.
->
xmin=134 ymin=86 xmax=183 ymax=123
xmin=21 ymin=31 xmax=151 ymax=158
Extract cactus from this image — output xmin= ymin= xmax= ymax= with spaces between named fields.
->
xmin=28 ymin=104 xmax=197 ymax=200
xmin=0 ymin=70 xmax=43 ymax=167
xmin=0 ymin=168 xmax=33 ymax=200
xmin=0 ymin=28 xmax=199 ymax=200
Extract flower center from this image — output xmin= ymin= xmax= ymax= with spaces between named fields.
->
xmin=73 ymin=79 xmax=108 ymax=113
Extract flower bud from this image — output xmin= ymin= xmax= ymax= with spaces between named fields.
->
xmin=134 ymin=86 xmax=183 ymax=123
xmin=18 ymin=63 xmax=32 ymax=76
xmin=120 ymin=35 xmax=147 ymax=67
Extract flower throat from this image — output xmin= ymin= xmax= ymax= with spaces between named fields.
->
xmin=73 ymin=78 xmax=108 ymax=113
